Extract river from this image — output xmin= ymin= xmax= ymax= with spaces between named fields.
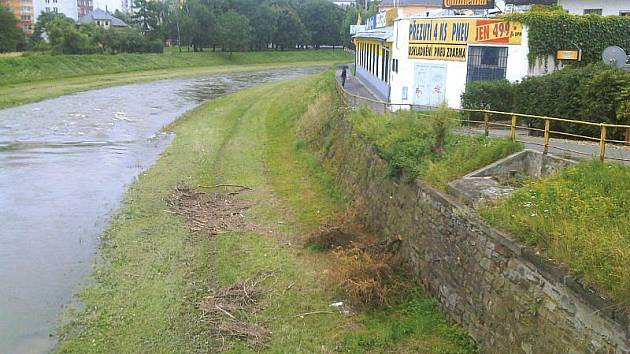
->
xmin=0 ymin=66 xmax=323 ymax=354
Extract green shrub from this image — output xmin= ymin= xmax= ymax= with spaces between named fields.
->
xmin=514 ymin=64 xmax=630 ymax=139
xmin=350 ymin=107 xmax=522 ymax=187
xmin=461 ymin=80 xmax=515 ymax=121
xmin=460 ymin=64 xmax=630 ymax=139
xmin=143 ymin=40 xmax=164 ymax=54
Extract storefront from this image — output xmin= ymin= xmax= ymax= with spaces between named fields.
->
xmin=354 ymin=15 xmax=530 ymax=109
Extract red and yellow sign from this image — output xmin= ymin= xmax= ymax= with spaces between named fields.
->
xmin=408 ymin=18 xmax=522 ymax=61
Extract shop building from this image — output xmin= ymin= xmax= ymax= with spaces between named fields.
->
xmin=354 ymin=14 xmax=531 ymax=108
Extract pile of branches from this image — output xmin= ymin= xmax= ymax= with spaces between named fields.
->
xmin=167 ymin=185 xmax=252 ymax=235
xmin=200 ymin=272 xmax=275 ymax=347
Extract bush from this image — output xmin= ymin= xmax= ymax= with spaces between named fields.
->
xmin=460 ymin=64 xmax=630 ymax=139
xmin=144 ymin=39 xmax=164 ymax=53
xmin=461 ymin=79 xmax=515 ymax=121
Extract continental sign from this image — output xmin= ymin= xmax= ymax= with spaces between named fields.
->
xmin=442 ymin=0 xmax=495 ymax=9
xmin=408 ymin=18 xmax=522 ymax=61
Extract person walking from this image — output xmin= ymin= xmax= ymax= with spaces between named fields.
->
xmin=341 ymin=67 xmax=347 ymax=88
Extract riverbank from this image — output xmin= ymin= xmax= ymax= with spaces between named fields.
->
xmin=0 ymin=50 xmax=351 ymax=109
xmin=55 ymin=73 xmax=476 ymax=353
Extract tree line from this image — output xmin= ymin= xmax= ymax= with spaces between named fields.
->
xmin=128 ymin=0 xmax=377 ymax=52
xmin=0 ymin=0 xmax=380 ymax=54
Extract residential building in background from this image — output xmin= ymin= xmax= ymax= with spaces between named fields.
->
xmin=32 ymin=0 xmax=77 ymax=20
xmin=77 ymin=0 xmax=92 ymax=17
xmin=378 ymin=0 xmax=442 ymax=17
xmin=557 ymin=0 xmax=630 ymax=16
xmin=1 ymin=0 xmax=34 ymax=33
xmin=78 ymin=8 xmax=126 ymax=28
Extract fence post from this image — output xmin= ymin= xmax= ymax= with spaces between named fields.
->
xmin=599 ymin=124 xmax=607 ymax=162
xmin=543 ymin=119 xmax=550 ymax=155
xmin=510 ymin=115 xmax=517 ymax=142
xmin=483 ymin=111 xmax=489 ymax=137
xmin=625 ymin=127 xmax=630 ymax=145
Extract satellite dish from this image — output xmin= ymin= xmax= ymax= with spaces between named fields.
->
xmin=602 ymin=46 xmax=628 ymax=68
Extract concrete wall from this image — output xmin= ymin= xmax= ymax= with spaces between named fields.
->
xmin=309 ymin=109 xmax=630 ymax=354
xmin=559 ymin=0 xmax=630 ymax=16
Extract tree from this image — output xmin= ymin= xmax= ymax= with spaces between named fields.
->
xmin=216 ymin=9 xmax=249 ymax=56
xmin=273 ymin=6 xmax=304 ymax=50
xmin=47 ymin=14 xmax=93 ymax=54
xmin=249 ymin=3 xmax=276 ymax=50
xmin=299 ymin=0 xmax=342 ymax=48
xmin=0 ymin=6 xmax=22 ymax=52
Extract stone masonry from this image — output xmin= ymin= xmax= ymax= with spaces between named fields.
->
xmin=309 ymin=111 xmax=630 ymax=354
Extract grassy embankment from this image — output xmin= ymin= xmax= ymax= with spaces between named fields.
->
xmin=482 ymin=161 xmax=630 ymax=307
xmin=348 ymin=107 xmax=523 ymax=190
xmin=0 ymin=50 xmax=351 ymax=109
xmin=55 ymin=73 xmax=477 ymax=353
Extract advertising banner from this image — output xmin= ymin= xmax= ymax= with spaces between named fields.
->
xmin=367 ymin=9 xmax=396 ymax=30
xmin=442 ymin=0 xmax=495 ymax=10
xmin=408 ymin=18 xmax=522 ymax=61
xmin=350 ymin=25 xmax=366 ymax=34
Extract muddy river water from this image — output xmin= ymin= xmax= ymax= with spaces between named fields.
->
xmin=0 ymin=66 xmax=323 ymax=354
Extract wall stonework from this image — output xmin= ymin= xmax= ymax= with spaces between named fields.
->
xmin=312 ymin=113 xmax=629 ymax=354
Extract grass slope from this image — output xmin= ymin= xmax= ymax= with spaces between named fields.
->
xmin=0 ymin=50 xmax=350 ymax=86
xmin=0 ymin=61 xmax=340 ymax=109
xmin=481 ymin=161 xmax=630 ymax=307
xmin=56 ymin=73 xmax=475 ymax=353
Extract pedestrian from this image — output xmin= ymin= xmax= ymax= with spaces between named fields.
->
xmin=341 ymin=67 xmax=347 ymax=88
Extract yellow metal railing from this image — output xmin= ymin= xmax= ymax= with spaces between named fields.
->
xmin=335 ymin=80 xmax=630 ymax=163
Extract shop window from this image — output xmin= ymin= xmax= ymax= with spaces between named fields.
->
xmin=583 ymin=9 xmax=602 ymax=15
xmin=466 ymin=46 xmax=508 ymax=83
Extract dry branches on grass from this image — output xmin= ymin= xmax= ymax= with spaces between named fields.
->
xmin=166 ymin=185 xmax=253 ymax=235
xmin=309 ymin=225 xmax=408 ymax=308
xmin=200 ymin=272 xmax=275 ymax=348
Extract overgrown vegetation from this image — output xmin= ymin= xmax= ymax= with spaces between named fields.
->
xmin=505 ymin=5 xmax=630 ymax=64
xmin=30 ymin=13 xmax=163 ymax=54
xmin=461 ymin=63 xmax=630 ymax=139
xmin=350 ymin=106 xmax=522 ymax=189
xmin=481 ymin=161 xmax=630 ymax=308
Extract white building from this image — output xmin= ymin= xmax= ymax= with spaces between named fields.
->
xmin=557 ymin=0 xmax=630 ymax=16
xmin=32 ymin=0 xmax=121 ymax=21
xmin=354 ymin=15 xmax=531 ymax=108
xmin=33 ymin=0 xmax=78 ymax=20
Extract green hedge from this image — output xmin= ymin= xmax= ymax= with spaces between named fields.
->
xmin=460 ymin=80 xmax=514 ymax=121
xmin=506 ymin=8 xmax=630 ymax=64
xmin=461 ymin=64 xmax=630 ymax=139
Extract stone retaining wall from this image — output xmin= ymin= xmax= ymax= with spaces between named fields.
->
xmin=311 ymin=112 xmax=629 ymax=353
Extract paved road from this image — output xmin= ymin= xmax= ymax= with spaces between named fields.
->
xmin=337 ymin=68 xmax=630 ymax=164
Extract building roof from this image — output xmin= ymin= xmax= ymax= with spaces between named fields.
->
xmin=353 ymin=28 xmax=394 ymax=41
xmin=379 ymin=0 xmax=442 ymax=7
xmin=78 ymin=9 xmax=127 ymax=27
